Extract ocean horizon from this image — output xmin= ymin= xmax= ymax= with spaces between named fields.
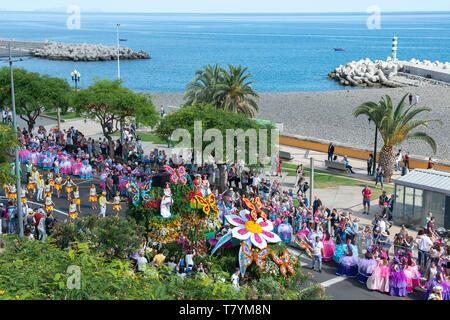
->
xmin=1 ymin=11 xmax=449 ymax=92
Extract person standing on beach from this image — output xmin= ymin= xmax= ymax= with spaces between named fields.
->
xmin=415 ymin=94 xmax=419 ymax=105
xmin=375 ymin=165 xmax=384 ymax=189
xmin=395 ymin=150 xmax=402 ymax=171
xmin=408 ymin=93 xmax=413 ymax=106
xmin=403 ymin=152 xmax=410 ymax=170
xmin=160 ymin=106 xmax=165 ymax=118
xmin=328 ymin=143 xmax=335 ymax=162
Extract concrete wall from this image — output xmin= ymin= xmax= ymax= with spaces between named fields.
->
xmin=401 ymin=62 xmax=450 ymax=84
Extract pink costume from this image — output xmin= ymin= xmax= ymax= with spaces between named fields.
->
xmin=367 ymin=259 xmax=391 ymax=293
xmin=72 ymin=158 xmax=83 ymax=176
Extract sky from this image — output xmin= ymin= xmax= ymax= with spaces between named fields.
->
xmin=1 ymin=0 xmax=449 ymax=13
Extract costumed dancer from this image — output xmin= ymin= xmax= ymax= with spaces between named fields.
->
xmin=73 ymin=186 xmax=81 ymax=213
xmin=53 ymin=157 xmax=60 ymax=175
xmin=3 ymin=183 xmax=9 ymax=199
xmin=43 ymin=151 xmax=53 ymax=170
xmin=389 ymin=256 xmax=408 ymax=297
xmin=19 ymin=147 xmax=30 ymax=163
xmin=424 ymin=266 xmax=449 ymax=300
xmin=47 ymin=170 xmax=54 ymax=188
xmin=44 ymin=193 xmax=54 ymax=214
xmin=54 ymin=173 xmax=63 ymax=198
xmin=404 ymin=252 xmax=422 ymax=293
xmin=44 ymin=182 xmax=52 ymax=199
xmin=357 ymin=251 xmax=378 ymax=284
xmin=201 ymin=174 xmax=211 ymax=198
xmin=367 ymin=252 xmax=391 ymax=293
xmin=336 ymin=240 xmax=359 ymax=277
xmin=277 ymin=215 xmax=293 ymax=243
xmin=72 ymin=158 xmax=82 ymax=176
xmin=113 ymin=191 xmax=122 ymax=217
xmin=27 ymin=174 xmax=36 ymax=199
xmin=190 ymin=174 xmax=202 ymax=208
xmin=30 ymin=149 xmax=38 ymax=166
xmin=8 ymin=184 xmax=17 ymax=206
xmin=36 ymin=174 xmax=45 ymax=201
xmin=297 ymin=222 xmax=310 ymax=240
xmin=98 ymin=191 xmax=108 ymax=218
xmin=322 ymin=231 xmax=336 ymax=262
xmin=62 ymin=176 xmax=76 ymax=202
xmin=333 ymin=238 xmax=358 ymax=264
xmin=68 ymin=199 xmax=78 ymax=220
xmin=89 ymin=184 xmax=98 ymax=210
xmin=20 ymin=188 xmax=28 ymax=207
xmin=160 ymin=182 xmax=173 ymax=219
xmin=80 ymin=160 xmax=93 ymax=180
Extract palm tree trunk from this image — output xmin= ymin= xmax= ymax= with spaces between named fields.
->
xmin=379 ymin=145 xmax=395 ymax=183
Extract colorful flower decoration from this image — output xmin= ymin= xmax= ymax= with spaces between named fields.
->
xmin=194 ymin=194 xmax=219 ymax=216
xmin=225 ymin=209 xmax=281 ymax=250
xmin=240 ymin=242 xmax=270 ymax=271
xmin=128 ymin=180 xmax=152 ymax=206
xmin=163 ymin=165 xmax=188 ymax=185
xmin=293 ymin=236 xmax=316 ymax=259
xmin=241 ymin=197 xmax=267 ymax=221
xmin=270 ymin=249 xmax=296 ymax=278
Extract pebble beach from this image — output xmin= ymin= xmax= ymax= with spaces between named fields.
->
xmin=149 ymin=86 xmax=450 ymax=162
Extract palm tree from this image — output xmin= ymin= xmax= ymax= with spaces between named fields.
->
xmin=353 ymin=94 xmax=442 ymax=182
xmin=184 ymin=64 xmax=224 ymax=107
xmin=214 ymin=64 xmax=260 ymax=118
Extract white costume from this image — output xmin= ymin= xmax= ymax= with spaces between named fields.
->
xmin=160 ymin=189 xmax=173 ymax=218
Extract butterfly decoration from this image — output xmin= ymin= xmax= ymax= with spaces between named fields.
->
xmin=293 ymin=237 xmax=316 ymax=259
xmin=128 ymin=180 xmax=152 ymax=206
xmin=194 ymin=194 xmax=219 ymax=216
xmin=241 ymin=197 xmax=266 ymax=221
xmin=240 ymin=242 xmax=271 ymax=271
xmin=163 ymin=165 xmax=188 ymax=185
xmin=270 ymin=249 xmax=296 ymax=277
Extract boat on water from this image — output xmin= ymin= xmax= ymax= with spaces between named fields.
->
xmin=334 ymin=48 xmax=345 ymax=51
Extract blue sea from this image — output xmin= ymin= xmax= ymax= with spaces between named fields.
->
xmin=1 ymin=11 xmax=450 ymax=92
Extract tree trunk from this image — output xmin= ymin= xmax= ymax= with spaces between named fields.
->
xmin=108 ymin=138 xmax=115 ymax=159
xmin=379 ymin=145 xmax=395 ymax=183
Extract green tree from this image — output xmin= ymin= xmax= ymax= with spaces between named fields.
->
xmin=184 ymin=64 xmax=260 ymax=118
xmin=353 ymin=94 xmax=442 ymax=181
xmin=156 ymin=104 xmax=274 ymax=190
xmin=0 ymin=67 xmax=71 ymax=133
xmin=214 ymin=64 xmax=260 ymax=118
xmin=73 ymin=79 xmax=159 ymax=158
xmin=184 ymin=64 xmax=224 ymax=107
xmin=0 ymin=124 xmax=19 ymax=185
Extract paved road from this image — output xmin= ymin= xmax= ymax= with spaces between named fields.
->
xmin=287 ymin=246 xmax=425 ymax=300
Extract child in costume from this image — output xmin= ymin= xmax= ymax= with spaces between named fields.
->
xmin=73 ymin=186 xmax=81 ymax=214
xmin=424 ymin=266 xmax=449 ymax=300
xmin=54 ymin=173 xmax=63 ymax=198
xmin=44 ymin=183 xmax=52 ymax=199
xmin=336 ymin=240 xmax=359 ymax=277
xmin=89 ymin=184 xmax=98 ymax=210
xmin=201 ymin=174 xmax=211 ymax=198
xmin=367 ymin=252 xmax=391 ymax=293
xmin=113 ymin=192 xmax=122 ymax=217
xmin=160 ymin=182 xmax=173 ymax=219
xmin=358 ymin=251 xmax=378 ymax=284
xmin=389 ymin=256 xmax=408 ymax=297
xmin=277 ymin=215 xmax=293 ymax=243
xmin=404 ymin=252 xmax=422 ymax=292
xmin=322 ymin=230 xmax=336 ymax=262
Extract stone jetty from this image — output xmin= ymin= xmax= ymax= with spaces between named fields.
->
xmin=32 ymin=41 xmax=150 ymax=61
xmin=0 ymin=39 xmax=150 ymax=61
xmin=328 ymin=58 xmax=450 ymax=88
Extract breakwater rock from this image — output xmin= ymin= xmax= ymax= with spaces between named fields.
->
xmin=328 ymin=57 xmax=402 ymax=87
xmin=31 ymin=41 xmax=150 ymax=61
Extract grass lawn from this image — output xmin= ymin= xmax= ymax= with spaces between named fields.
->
xmin=43 ymin=111 xmax=80 ymax=120
xmin=112 ymin=131 xmax=167 ymax=145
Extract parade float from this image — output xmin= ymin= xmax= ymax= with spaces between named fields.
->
xmin=125 ymin=166 xmax=311 ymax=294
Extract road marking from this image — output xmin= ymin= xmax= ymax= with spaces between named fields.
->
xmin=320 ymin=276 xmax=347 ymax=288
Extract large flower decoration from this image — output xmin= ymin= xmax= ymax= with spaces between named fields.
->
xmin=225 ymin=209 xmax=281 ymax=249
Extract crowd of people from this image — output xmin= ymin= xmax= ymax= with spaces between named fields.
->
xmin=1 ymin=119 xmax=448 ymax=300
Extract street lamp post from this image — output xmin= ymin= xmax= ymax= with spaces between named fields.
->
xmin=368 ymin=117 xmax=378 ymax=177
xmin=7 ymin=45 xmax=24 ymax=236
xmin=71 ymin=69 xmax=81 ymax=91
